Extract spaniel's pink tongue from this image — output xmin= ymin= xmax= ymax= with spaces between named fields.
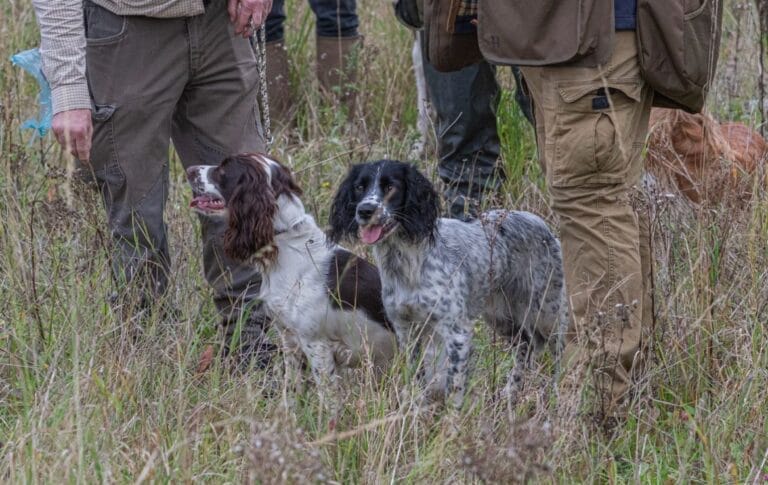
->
xmin=360 ymin=225 xmax=383 ymax=244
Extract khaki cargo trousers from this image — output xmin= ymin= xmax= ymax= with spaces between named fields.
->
xmin=521 ymin=32 xmax=653 ymax=417
xmin=80 ymin=0 xmax=266 ymax=322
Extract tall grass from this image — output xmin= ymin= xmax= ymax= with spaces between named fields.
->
xmin=1 ymin=0 xmax=767 ymax=482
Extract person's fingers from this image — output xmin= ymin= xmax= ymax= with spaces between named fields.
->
xmin=255 ymin=0 xmax=272 ymax=26
xmin=233 ymin=3 xmax=252 ymax=34
xmin=234 ymin=0 xmax=270 ymax=36
xmin=59 ymin=128 xmax=76 ymax=156
xmin=227 ymin=0 xmax=238 ymax=22
xmin=249 ymin=0 xmax=267 ymax=27
xmin=74 ymin=126 xmax=93 ymax=162
xmin=52 ymin=116 xmax=69 ymax=149
xmin=74 ymin=138 xmax=90 ymax=162
xmin=53 ymin=128 xmax=66 ymax=149
xmin=52 ymin=110 xmax=93 ymax=161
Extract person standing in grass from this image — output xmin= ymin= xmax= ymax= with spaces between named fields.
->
xmin=262 ymin=0 xmax=361 ymax=126
xmin=32 ymin=0 xmax=276 ymax=367
xmin=395 ymin=0 xmax=653 ymax=421
xmin=480 ymin=0 xmax=653 ymax=424
xmin=509 ymin=0 xmax=720 ymax=426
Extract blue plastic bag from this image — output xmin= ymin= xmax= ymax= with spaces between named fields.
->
xmin=10 ymin=48 xmax=53 ymax=138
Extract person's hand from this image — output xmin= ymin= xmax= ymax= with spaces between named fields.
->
xmin=52 ymin=109 xmax=93 ymax=162
xmin=228 ymin=0 xmax=273 ymax=38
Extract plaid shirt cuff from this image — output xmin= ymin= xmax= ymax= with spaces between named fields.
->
xmin=52 ymin=83 xmax=92 ymax=114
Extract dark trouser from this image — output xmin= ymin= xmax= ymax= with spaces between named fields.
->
xmin=419 ymin=28 xmax=535 ymax=220
xmin=420 ymin=34 xmax=503 ymax=220
xmin=265 ymin=0 xmax=359 ymax=42
xmin=81 ymin=0 xmax=267 ymax=345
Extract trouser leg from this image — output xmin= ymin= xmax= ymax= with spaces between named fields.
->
xmin=520 ymin=31 xmax=653 ymax=418
xmin=552 ymin=185 xmax=645 ymax=416
xmin=265 ymin=0 xmax=286 ymax=43
xmin=81 ymin=3 xmax=188 ymax=314
xmin=310 ymin=0 xmax=360 ymax=112
xmin=420 ymin=32 xmax=503 ymax=220
xmin=169 ymin=1 xmax=273 ymax=366
xmin=636 ymin=195 xmax=653 ymax=378
xmin=308 ymin=0 xmax=359 ymax=38
xmin=262 ymin=0 xmax=293 ymax=125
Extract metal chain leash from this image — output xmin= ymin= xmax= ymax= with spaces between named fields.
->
xmin=250 ymin=21 xmax=273 ymax=149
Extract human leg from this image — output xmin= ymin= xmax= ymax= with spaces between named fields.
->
xmin=520 ymin=32 xmax=653 ymax=418
xmin=263 ymin=0 xmax=293 ymax=125
xmin=420 ymin=37 xmax=503 ymax=220
xmin=81 ymin=3 xmax=188 ymax=314
xmin=309 ymin=0 xmax=361 ymax=112
xmin=170 ymin=1 xmax=273 ymax=367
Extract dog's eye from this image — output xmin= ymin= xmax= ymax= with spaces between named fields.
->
xmin=354 ymin=184 xmax=364 ymax=194
xmin=384 ymin=184 xmax=394 ymax=194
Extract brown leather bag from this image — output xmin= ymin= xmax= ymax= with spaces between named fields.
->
xmin=476 ymin=0 xmax=614 ymax=67
xmin=636 ymin=0 xmax=723 ymax=113
xmin=424 ymin=0 xmax=484 ymax=72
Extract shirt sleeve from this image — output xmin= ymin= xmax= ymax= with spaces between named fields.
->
xmin=32 ymin=0 xmax=92 ymax=114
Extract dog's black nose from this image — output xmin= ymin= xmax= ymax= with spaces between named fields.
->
xmin=356 ymin=202 xmax=377 ymax=221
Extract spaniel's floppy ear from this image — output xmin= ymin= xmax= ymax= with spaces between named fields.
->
xmin=328 ymin=164 xmax=364 ymax=244
xmin=223 ymin=162 xmax=278 ymax=264
xmin=401 ymin=162 xmax=440 ymax=243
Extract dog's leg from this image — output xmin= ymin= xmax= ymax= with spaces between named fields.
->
xmin=300 ymin=338 xmax=341 ymax=412
xmin=391 ymin=318 xmax=420 ymax=371
xmin=501 ymin=341 xmax=535 ymax=406
xmin=393 ymin=318 xmax=434 ymax=409
xmin=444 ymin=321 xmax=473 ymax=409
xmin=281 ymin=332 xmax=306 ymax=405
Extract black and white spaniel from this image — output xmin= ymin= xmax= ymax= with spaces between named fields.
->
xmin=328 ymin=160 xmax=567 ymax=407
xmin=186 ymin=153 xmax=396 ymax=388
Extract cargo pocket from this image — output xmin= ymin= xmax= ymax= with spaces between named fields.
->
xmin=550 ymin=79 xmax=644 ymax=188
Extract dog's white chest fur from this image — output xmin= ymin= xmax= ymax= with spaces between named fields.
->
xmin=260 ymin=214 xmax=395 ymax=370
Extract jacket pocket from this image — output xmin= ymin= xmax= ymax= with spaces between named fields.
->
xmin=550 ymin=79 xmax=645 ymax=188
xmin=636 ymin=0 xmax=723 ymax=113
xmin=477 ymin=0 xmax=614 ymax=68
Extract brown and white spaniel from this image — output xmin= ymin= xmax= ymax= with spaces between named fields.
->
xmin=186 ymin=153 xmax=396 ymax=390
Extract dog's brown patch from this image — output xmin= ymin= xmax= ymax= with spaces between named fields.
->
xmin=646 ymin=108 xmax=768 ymax=205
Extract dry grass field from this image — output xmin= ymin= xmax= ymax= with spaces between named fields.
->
xmin=1 ymin=0 xmax=767 ymax=482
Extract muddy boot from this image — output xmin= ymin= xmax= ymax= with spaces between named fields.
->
xmin=265 ymin=40 xmax=294 ymax=129
xmin=316 ymin=35 xmax=361 ymax=115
